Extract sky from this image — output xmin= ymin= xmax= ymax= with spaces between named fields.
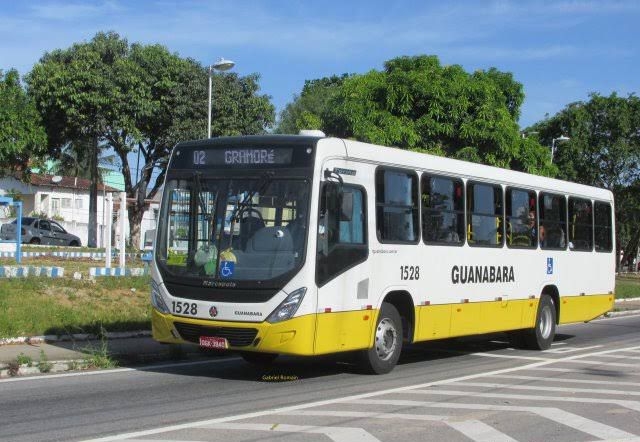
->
xmin=1 ymin=0 xmax=638 ymax=131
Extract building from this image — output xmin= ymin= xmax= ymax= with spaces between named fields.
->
xmin=0 ymin=173 xmax=119 ymax=247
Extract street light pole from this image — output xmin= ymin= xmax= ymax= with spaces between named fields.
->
xmin=207 ymin=57 xmax=236 ymax=138
xmin=551 ymin=135 xmax=570 ymax=162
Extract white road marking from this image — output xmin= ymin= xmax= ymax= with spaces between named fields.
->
xmin=495 ymin=375 xmax=640 ymax=387
xmin=125 ymin=440 xmax=202 ymax=442
xmin=471 ymin=353 xmax=553 ymax=361
xmin=544 ymin=345 xmax=602 ymax=354
xmin=0 ymin=358 xmax=241 ymax=383
xmin=83 ymin=344 xmax=640 ymax=442
xmin=82 ymin=360 xmax=560 ymax=441
xmin=406 ymin=389 xmax=640 ymax=412
xmin=596 ymin=354 xmax=640 ymax=361
xmin=588 ymin=438 xmax=640 ymax=442
xmin=454 ymin=381 xmax=640 ymax=396
xmin=562 ymin=359 xmax=640 ymax=368
xmin=550 ymin=342 xmax=567 ymax=346
xmin=198 ymin=423 xmax=381 ymax=442
xmin=351 ymin=399 xmax=636 ymax=440
xmin=447 ymin=420 xmax=517 ymax=442
xmin=525 ymin=367 xmax=640 ymax=375
xmin=285 ymin=410 xmax=517 ymax=442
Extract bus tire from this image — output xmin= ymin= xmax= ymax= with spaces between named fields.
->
xmin=524 ymin=295 xmax=556 ymax=350
xmin=357 ymin=302 xmax=403 ymax=374
xmin=240 ymin=352 xmax=278 ymax=366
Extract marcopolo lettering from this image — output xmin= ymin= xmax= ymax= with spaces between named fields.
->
xmin=451 ymin=265 xmax=515 ymax=284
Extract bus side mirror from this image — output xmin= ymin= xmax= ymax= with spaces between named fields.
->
xmin=340 ymin=191 xmax=353 ymax=222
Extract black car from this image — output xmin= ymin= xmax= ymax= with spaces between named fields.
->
xmin=0 ymin=217 xmax=82 ymax=246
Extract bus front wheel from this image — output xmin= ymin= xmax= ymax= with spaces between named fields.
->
xmin=358 ymin=302 xmax=403 ymax=374
xmin=523 ymin=294 xmax=557 ymax=350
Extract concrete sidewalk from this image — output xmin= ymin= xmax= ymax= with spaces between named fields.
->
xmin=0 ymin=336 xmax=209 ymax=377
xmin=1 ymin=298 xmax=639 ymax=377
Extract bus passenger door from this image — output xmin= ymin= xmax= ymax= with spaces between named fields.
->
xmin=315 ymin=177 xmax=373 ymax=354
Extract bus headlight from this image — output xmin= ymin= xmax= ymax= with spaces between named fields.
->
xmin=150 ymin=280 xmax=170 ymax=314
xmin=266 ymin=287 xmax=306 ymax=323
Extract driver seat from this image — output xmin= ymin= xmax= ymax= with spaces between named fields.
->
xmin=240 ymin=216 xmax=265 ymax=250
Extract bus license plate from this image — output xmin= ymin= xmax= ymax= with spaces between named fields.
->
xmin=199 ymin=336 xmax=228 ymax=349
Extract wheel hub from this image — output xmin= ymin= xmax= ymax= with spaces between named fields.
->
xmin=539 ymin=304 xmax=553 ymax=339
xmin=375 ymin=318 xmax=398 ymax=361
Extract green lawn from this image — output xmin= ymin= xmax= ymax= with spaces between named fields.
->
xmin=0 ymin=256 xmax=150 ymax=338
xmin=616 ymin=275 xmax=640 ymax=299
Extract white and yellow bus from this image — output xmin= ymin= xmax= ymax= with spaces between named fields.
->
xmin=150 ymin=134 xmax=615 ymax=374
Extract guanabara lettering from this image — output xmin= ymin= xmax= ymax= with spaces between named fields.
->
xmin=451 ymin=265 xmax=515 ymax=284
xmin=235 ymin=311 xmax=262 ymax=317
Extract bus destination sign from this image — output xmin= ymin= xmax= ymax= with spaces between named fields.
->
xmin=186 ymin=147 xmax=294 ymax=167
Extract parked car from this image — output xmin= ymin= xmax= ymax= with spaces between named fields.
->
xmin=0 ymin=217 xmax=82 ymax=246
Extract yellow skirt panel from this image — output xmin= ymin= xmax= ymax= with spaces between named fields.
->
xmin=559 ymin=294 xmax=614 ymax=324
xmin=152 ymin=294 xmax=614 ymax=355
xmin=314 ymin=309 xmax=376 ymax=355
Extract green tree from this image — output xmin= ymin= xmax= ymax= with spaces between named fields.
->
xmin=283 ymin=55 xmax=553 ymax=175
xmin=527 ymin=93 xmax=640 ymax=267
xmin=27 ymin=32 xmax=275 ymax=248
xmin=0 ymin=69 xmax=47 ymax=174
xmin=117 ymin=44 xmax=274 ymax=248
xmin=27 ymin=32 xmax=132 ymax=246
xmin=276 ymin=74 xmax=349 ymax=134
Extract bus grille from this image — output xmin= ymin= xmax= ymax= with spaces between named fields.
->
xmin=173 ymin=322 xmax=258 ymax=347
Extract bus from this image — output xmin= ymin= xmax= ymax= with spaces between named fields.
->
xmin=150 ymin=134 xmax=615 ymax=374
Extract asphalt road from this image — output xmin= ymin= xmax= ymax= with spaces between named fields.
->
xmin=1 ymin=314 xmax=639 ymax=442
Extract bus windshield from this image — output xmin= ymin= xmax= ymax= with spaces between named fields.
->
xmin=156 ymin=176 xmax=309 ymax=282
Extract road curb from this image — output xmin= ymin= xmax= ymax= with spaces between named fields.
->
xmin=604 ymin=309 xmax=640 ymax=318
xmin=0 ymin=266 xmax=64 ymax=278
xmin=0 ymin=361 xmax=73 ymax=378
xmin=0 ymin=330 xmax=151 ymax=346
xmin=89 ymin=267 xmax=147 ymax=277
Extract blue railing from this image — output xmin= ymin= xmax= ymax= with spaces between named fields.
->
xmin=0 ymin=197 xmax=22 ymax=264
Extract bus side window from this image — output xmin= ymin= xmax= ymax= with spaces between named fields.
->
xmin=568 ymin=197 xmax=593 ymax=251
xmin=421 ymin=174 xmax=464 ymax=245
xmin=506 ymin=187 xmax=537 ymax=248
xmin=466 ymin=182 xmax=503 ymax=247
xmin=375 ymin=168 xmax=420 ymax=243
xmin=594 ymin=201 xmax=613 ymax=252
xmin=539 ymin=192 xmax=567 ymax=250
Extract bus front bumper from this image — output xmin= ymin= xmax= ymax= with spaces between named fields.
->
xmin=151 ymin=309 xmax=317 ymax=356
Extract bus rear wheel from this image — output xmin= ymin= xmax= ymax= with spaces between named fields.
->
xmin=522 ymin=294 xmax=556 ymax=350
xmin=240 ymin=351 xmax=278 ymax=366
xmin=357 ymin=302 xmax=403 ymax=374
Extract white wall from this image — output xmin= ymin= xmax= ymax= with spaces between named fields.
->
xmin=1 ymin=178 xmax=159 ymax=250
xmin=0 ymin=177 xmax=113 ymax=247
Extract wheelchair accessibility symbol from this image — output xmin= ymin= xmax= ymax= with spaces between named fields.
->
xmin=220 ymin=261 xmax=235 ymax=278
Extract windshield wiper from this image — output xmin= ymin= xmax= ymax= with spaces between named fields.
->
xmin=193 ymin=172 xmax=211 ymax=221
xmin=193 ymin=172 xmax=217 ymax=253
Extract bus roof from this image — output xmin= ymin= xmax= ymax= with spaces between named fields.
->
xmin=330 ymin=138 xmax=613 ymax=202
xmin=175 ymin=134 xmax=325 ymax=149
